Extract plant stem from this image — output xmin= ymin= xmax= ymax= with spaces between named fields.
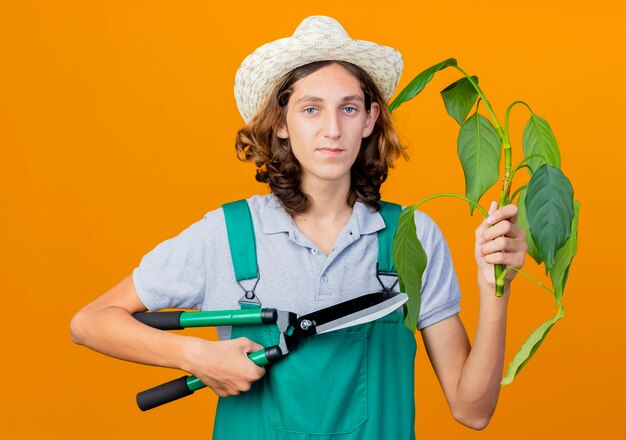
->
xmin=501 ymin=100 xmax=537 ymax=207
xmin=512 ymin=154 xmax=546 ymax=174
xmin=412 ymin=192 xmax=489 ymax=218
xmin=505 ymin=100 xmax=533 ymax=119
xmin=507 ymin=184 xmax=528 ymax=205
xmin=454 ymin=65 xmax=504 ymax=140
xmin=497 ymin=267 xmax=557 ymax=300
xmin=511 ymin=163 xmax=534 ymax=178
xmin=494 ymin=101 xmax=542 ymax=296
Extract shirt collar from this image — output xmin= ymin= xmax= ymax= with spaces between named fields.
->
xmin=260 ymin=193 xmax=294 ymax=234
xmin=260 ymin=193 xmax=386 ymax=236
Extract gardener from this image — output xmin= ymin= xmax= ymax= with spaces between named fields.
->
xmin=71 ymin=15 xmax=527 ymax=438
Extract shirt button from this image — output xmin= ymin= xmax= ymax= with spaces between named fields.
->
xmin=311 ymin=248 xmax=319 ymax=255
xmin=321 ymin=275 xmax=328 ymax=284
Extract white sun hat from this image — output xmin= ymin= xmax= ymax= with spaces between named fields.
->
xmin=234 ymin=15 xmax=403 ymax=124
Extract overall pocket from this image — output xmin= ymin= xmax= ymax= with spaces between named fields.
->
xmin=261 ymin=325 xmax=369 ymax=435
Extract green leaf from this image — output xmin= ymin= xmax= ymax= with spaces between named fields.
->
xmin=526 ymin=165 xmax=575 ymax=269
xmin=550 ymin=200 xmax=580 ymax=305
xmin=501 ymin=303 xmax=565 ymax=385
xmin=522 ymin=114 xmax=561 ymax=175
xmin=517 ymin=189 xmax=543 ymax=265
xmin=440 ymin=76 xmax=479 ymax=125
xmin=457 ymin=112 xmax=502 ymax=215
xmin=388 ymin=58 xmax=457 ymax=113
xmin=392 ymin=206 xmax=427 ymax=332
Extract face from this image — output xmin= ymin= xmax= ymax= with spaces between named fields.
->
xmin=276 ymin=63 xmax=380 ymax=188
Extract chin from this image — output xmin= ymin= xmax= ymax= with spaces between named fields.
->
xmin=306 ymin=168 xmax=351 ymax=184
xmin=320 ymin=166 xmax=351 ymax=178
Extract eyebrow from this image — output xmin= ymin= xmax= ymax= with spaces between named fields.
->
xmin=294 ymin=95 xmax=364 ymax=104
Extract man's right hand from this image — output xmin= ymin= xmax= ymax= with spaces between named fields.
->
xmin=182 ymin=336 xmax=266 ymax=397
xmin=71 ymin=274 xmax=267 ymax=399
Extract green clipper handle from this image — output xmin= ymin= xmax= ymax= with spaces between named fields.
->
xmin=133 ymin=308 xmax=278 ymax=330
xmin=133 ymin=308 xmax=282 ymax=411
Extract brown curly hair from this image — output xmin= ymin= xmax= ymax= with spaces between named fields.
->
xmin=235 ymin=60 xmax=407 ymax=216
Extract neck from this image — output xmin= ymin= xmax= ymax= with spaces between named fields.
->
xmin=298 ymin=175 xmax=352 ymax=223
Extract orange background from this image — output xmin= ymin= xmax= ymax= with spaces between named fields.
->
xmin=1 ymin=1 xmax=624 ymax=438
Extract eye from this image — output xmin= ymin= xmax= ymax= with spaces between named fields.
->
xmin=343 ymin=106 xmax=358 ymax=114
xmin=304 ymin=107 xmax=318 ymax=115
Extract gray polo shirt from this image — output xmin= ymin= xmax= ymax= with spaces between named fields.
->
xmin=133 ymin=193 xmax=461 ymax=340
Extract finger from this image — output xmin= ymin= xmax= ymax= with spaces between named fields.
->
xmin=235 ymin=337 xmax=264 ymax=352
xmin=242 ymin=358 xmax=266 ymax=380
xmin=486 ymin=203 xmax=518 ymax=226
xmin=249 ymin=342 xmax=265 ymax=352
xmin=484 ymin=250 xmax=526 ymax=267
xmin=251 ymin=365 xmax=266 ymax=380
xmin=479 ymin=236 xmax=528 ymax=256
xmin=235 ymin=339 xmax=269 ymax=372
xmin=481 ymin=220 xmax=525 ymax=242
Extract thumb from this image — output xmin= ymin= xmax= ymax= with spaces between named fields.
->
xmin=234 ymin=337 xmax=264 ymax=353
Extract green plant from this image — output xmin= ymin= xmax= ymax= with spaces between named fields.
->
xmin=390 ymin=58 xmax=580 ymax=385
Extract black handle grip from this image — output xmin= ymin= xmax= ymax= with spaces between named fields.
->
xmin=133 ymin=311 xmax=184 ymax=330
xmin=136 ymin=375 xmax=194 ymax=411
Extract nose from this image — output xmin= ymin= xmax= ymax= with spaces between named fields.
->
xmin=323 ymin=111 xmax=341 ymax=140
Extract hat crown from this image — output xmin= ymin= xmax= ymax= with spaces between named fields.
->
xmin=292 ymin=16 xmax=350 ymax=43
xmin=234 ymin=16 xmax=403 ymax=124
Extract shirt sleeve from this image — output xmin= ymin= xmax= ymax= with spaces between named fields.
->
xmin=413 ymin=210 xmax=462 ymax=330
xmin=132 ymin=214 xmax=211 ymax=312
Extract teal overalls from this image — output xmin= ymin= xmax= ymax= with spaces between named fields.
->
xmin=212 ymin=200 xmax=417 ymax=440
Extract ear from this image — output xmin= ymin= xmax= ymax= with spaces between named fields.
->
xmin=276 ymin=123 xmax=289 ymax=139
xmin=362 ymin=102 xmax=380 ymax=138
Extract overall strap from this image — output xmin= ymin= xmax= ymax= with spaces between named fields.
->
xmin=377 ymin=201 xmax=402 ymax=273
xmin=222 ymin=200 xmax=260 ymax=308
xmin=376 ymin=201 xmax=402 ymax=292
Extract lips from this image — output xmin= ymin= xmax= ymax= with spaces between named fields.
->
xmin=316 ymin=147 xmax=345 ymax=157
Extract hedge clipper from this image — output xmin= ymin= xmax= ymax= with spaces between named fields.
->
xmin=132 ymin=291 xmax=408 ymax=411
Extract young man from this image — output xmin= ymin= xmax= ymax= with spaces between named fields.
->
xmin=71 ymin=16 xmax=527 ymax=439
